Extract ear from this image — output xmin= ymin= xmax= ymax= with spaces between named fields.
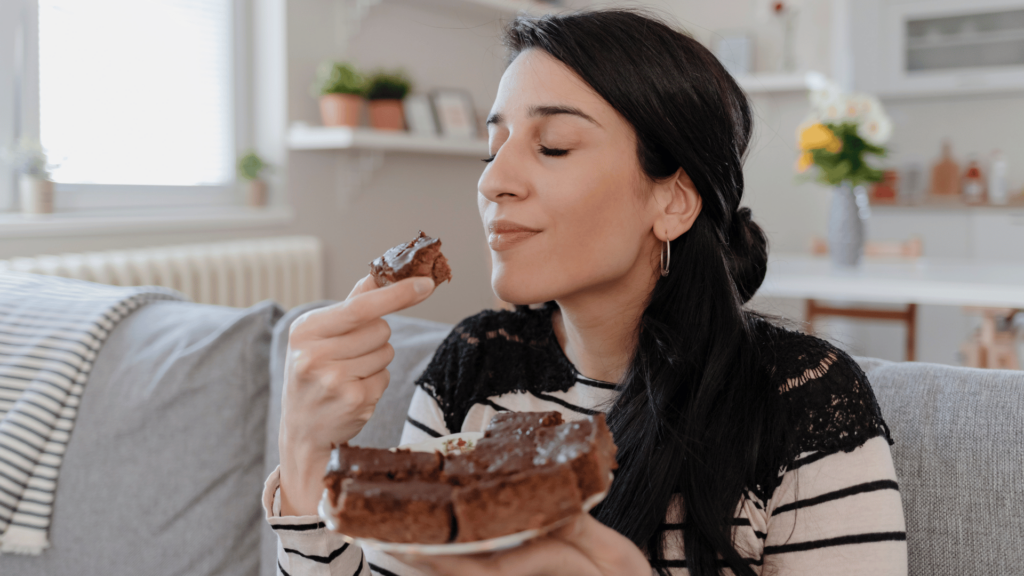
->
xmin=651 ymin=167 xmax=702 ymax=241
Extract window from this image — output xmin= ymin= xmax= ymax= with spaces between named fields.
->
xmin=2 ymin=0 xmax=249 ymax=212
xmin=40 ymin=0 xmax=236 ymax=186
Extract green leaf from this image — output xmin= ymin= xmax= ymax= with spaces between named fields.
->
xmin=364 ymin=69 xmax=413 ymax=101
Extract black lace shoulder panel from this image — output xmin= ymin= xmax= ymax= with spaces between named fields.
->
xmin=413 ymin=305 xmax=577 ymax=434
xmin=757 ymin=319 xmax=894 ymax=467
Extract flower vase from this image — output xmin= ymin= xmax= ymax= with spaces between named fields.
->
xmin=828 ymin=182 xmax=870 ymax=267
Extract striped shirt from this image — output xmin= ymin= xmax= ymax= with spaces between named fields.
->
xmin=264 ymin=307 xmax=907 ymax=575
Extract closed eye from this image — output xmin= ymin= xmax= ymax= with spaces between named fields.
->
xmin=481 ymin=146 xmax=570 ymax=163
xmin=539 ymin=146 xmax=569 ymax=157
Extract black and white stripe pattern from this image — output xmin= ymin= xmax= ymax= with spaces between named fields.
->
xmin=269 ymin=328 xmax=907 ymax=575
xmin=0 ymin=271 xmax=182 ymax=554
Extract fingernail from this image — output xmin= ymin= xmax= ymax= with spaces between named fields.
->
xmin=414 ymin=277 xmax=434 ymax=295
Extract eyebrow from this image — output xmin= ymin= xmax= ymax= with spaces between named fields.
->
xmin=486 ymin=105 xmax=600 ymax=127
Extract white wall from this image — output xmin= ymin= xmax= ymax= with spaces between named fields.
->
xmin=5 ymin=0 xmax=1021 ymax=364
xmin=1 ymin=0 xmax=509 ymax=325
xmin=646 ymin=0 xmax=1024 ymax=365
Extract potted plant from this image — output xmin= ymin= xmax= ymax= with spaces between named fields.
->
xmin=238 ymin=151 xmax=270 ymax=207
xmin=364 ymin=69 xmax=412 ymax=131
xmin=2 ymin=137 xmax=56 ymax=215
xmin=796 ymin=73 xmax=891 ymax=267
xmin=313 ymin=62 xmax=365 ymax=127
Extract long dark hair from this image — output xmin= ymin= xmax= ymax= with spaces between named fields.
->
xmin=504 ymin=10 xmax=777 ymax=576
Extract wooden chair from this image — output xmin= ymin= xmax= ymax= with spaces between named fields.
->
xmin=960 ymin=307 xmax=1021 ymax=370
xmin=807 ymin=236 xmax=923 ymax=361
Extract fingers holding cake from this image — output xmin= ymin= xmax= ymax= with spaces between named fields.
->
xmin=296 ymin=275 xmax=435 ymax=339
xmin=279 ymin=234 xmax=451 ymax=517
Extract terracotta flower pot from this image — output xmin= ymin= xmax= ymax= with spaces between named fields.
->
xmin=319 ymin=94 xmax=363 ymax=127
xmin=19 ymin=175 xmax=54 ymax=214
xmin=247 ymin=179 xmax=267 ymax=207
xmin=368 ymin=99 xmax=405 ymax=131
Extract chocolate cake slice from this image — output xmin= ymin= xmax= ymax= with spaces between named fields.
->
xmin=534 ymin=414 xmax=618 ymax=499
xmin=451 ymin=463 xmax=582 ymax=543
xmin=484 ymin=410 xmax=563 ymax=439
xmin=442 ymin=435 xmax=538 ymax=486
xmin=369 ymin=231 xmax=452 ymax=287
xmin=325 ymin=444 xmax=443 ymax=504
xmin=334 ymin=478 xmax=454 ymax=544
xmin=321 ymin=412 xmax=619 ymax=545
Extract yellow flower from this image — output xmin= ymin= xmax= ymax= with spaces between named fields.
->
xmin=797 ymin=151 xmax=813 ymax=173
xmin=799 ymin=123 xmax=842 ymax=153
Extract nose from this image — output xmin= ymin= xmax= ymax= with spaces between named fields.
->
xmin=477 ymin=138 xmax=530 ymax=205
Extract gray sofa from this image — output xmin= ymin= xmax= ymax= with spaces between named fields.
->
xmin=0 ymin=297 xmax=1020 ymax=576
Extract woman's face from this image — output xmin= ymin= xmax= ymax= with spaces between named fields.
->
xmin=479 ymin=48 xmax=663 ymax=306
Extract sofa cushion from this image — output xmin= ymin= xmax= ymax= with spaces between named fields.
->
xmin=0 ymin=299 xmax=282 ymax=576
xmin=261 ymin=303 xmax=452 ymax=576
xmin=856 ymin=356 xmax=1024 ymax=575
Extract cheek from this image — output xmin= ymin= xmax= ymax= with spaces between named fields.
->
xmin=492 ymin=168 xmax=651 ymax=304
xmin=550 ymin=170 xmax=647 ymax=263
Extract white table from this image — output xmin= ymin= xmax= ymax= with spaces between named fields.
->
xmin=759 ymin=253 xmax=1024 ymax=368
xmin=760 ymin=253 xmax=1024 ymax=308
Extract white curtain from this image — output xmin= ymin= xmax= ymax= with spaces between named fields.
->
xmin=39 ymin=0 xmax=235 ymax=186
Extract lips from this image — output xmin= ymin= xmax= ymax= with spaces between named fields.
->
xmin=488 ymin=220 xmax=541 ymax=251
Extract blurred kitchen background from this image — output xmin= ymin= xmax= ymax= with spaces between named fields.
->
xmin=1 ymin=0 xmax=1022 ymax=369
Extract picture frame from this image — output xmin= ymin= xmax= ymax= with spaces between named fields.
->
xmin=430 ymin=89 xmax=478 ymax=139
xmin=403 ymin=95 xmax=438 ymax=136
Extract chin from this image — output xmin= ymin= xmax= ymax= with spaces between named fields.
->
xmin=491 ymin=260 xmax=555 ymax=307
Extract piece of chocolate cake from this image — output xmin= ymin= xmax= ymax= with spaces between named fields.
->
xmin=534 ymin=414 xmax=618 ymax=499
xmin=334 ymin=478 xmax=454 ymax=544
xmin=325 ymin=444 xmax=443 ymax=504
xmin=369 ymin=231 xmax=452 ymax=287
xmin=484 ymin=411 xmax=563 ymax=439
xmin=320 ymin=411 xmax=619 ymax=545
xmin=451 ymin=463 xmax=582 ymax=542
xmin=442 ymin=436 xmax=538 ymax=486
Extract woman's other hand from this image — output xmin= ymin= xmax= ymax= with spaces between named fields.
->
xmin=398 ymin=513 xmax=651 ymax=576
xmin=278 ymin=274 xmax=436 ymax=516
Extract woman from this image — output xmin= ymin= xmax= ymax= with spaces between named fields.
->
xmin=266 ymin=9 xmax=907 ymax=576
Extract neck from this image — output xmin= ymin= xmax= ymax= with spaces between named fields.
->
xmin=552 ymin=268 xmax=657 ymax=384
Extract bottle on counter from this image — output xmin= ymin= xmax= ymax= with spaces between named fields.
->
xmin=962 ymin=159 xmax=986 ymax=205
xmin=930 ymin=141 xmax=960 ymax=196
xmin=989 ymin=150 xmax=1008 ymax=206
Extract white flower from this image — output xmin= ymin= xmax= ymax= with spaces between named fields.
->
xmin=843 ymin=93 xmax=884 ymax=121
xmin=803 ymin=73 xmax=892 ymax=144
xmin=805 ymin=72 xmax=843 ymax=118
xmin=857 ymin=111 xmax=893 ymax=145
xmin=819 ymin=94 xmax=848 ymax=122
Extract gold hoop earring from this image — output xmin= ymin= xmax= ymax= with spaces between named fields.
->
xmin=661 ymin=239 xmax=671 ymax=277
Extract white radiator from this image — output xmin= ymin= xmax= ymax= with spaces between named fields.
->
xmin=0 ymin=236 xmax=324 ymax=310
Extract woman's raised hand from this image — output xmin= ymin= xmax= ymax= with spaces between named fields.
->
xmin=278 ymin=274 xmax=436 ymax=516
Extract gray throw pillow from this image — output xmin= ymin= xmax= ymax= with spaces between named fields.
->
xmin=0 ymin=299 xmax=282 ymax=576
xmin=859 ymin=356 xmax=1024 ymax=575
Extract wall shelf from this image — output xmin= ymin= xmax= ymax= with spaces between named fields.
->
xmin=735 ymin=72 xmax=815 ymax=94
xmin=440 ymin=0 xmax=551 ymax=13
xmin=393 ymin=0 xmax=563 ymax=15
xmin=287 ymin=123 xmax=489 ymax=157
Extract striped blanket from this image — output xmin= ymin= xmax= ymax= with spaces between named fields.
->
xmin=0 ymin=271 xmax=183 ymax=554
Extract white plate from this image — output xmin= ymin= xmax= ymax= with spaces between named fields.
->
xmin=317 ymin=432 xmax=610 ymax=556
